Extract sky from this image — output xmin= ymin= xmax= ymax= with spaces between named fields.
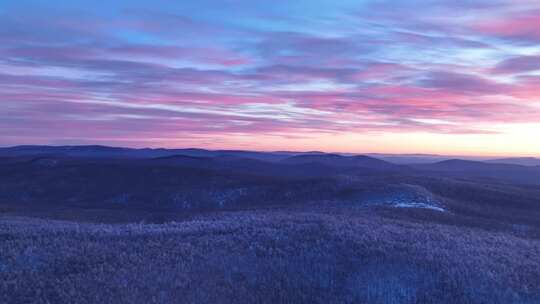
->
xmin=1 ymin=0 xmax=540 ymax=156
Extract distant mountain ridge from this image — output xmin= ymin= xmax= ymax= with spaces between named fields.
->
xmin=0 ymin=145 xmax=294 ymax=161
xmin=487 ymin=157 xmax=540 ymax=167
xmin=413 ymin=159 xmax=540 ymax=185
xmin=281 ymin=154 xmax=403 ymax=171
xmin=2 ymin=146 xmax=540 ymax=184
xmin=416 ymin=159 xmax=529 ymax=171
xmin=366 ymin=153 xmax=490 ymax=164
xmin=1 ymin=145 xmax=540 ymax=216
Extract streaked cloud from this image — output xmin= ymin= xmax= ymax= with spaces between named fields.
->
xmin=1 ymin=0 xmax=539 ymax=155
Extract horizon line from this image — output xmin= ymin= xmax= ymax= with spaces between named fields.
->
xmin=1 ymin=143 xmax=539 ymax=159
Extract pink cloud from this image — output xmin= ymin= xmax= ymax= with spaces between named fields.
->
xmin=472 ymin=9 xmax=540 ymax=42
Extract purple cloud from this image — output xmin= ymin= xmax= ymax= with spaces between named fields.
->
xmin=493 ymin=55 xmax=540 ymax=74
xmin=1 ymin=0 xmax=540 ymax=153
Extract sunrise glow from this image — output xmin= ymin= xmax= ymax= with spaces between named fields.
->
xmin=1 ymin=1 xmax=540 ymax=156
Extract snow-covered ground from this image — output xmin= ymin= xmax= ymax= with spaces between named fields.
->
xmin=359 ymin=184 xmax=446 ymax=212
